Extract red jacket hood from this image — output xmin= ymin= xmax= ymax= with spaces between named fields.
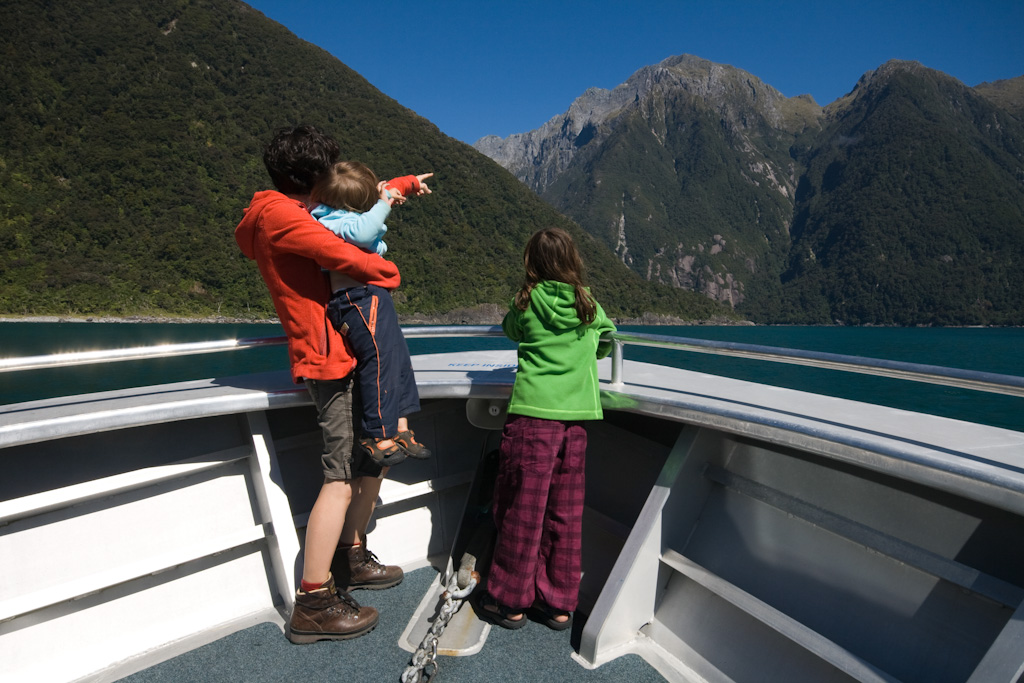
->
xmin=235 ymin=192 xmax=267 ymax=260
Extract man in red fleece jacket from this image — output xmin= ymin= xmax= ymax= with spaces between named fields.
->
xmin=235 ymin=125 xmax=427 ymax=643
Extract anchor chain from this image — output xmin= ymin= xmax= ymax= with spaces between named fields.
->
xmin=400 ymin=572 xmax=479 ymax=683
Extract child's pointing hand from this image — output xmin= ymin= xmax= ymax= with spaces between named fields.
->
xmin=414 ymin=173 xmax=433 ymax=195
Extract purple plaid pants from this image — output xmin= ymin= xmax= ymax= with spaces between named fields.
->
xmin=486 ymin=415 xmax=586 ymax=612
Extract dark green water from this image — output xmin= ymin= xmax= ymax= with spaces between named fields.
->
xmin=2 ymin=323 xmax=1021 ymax=432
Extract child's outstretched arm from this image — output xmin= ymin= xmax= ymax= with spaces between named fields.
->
xmin=384 ymin=173 xmax=433 ymax=205
xmin=310 ymin=201 xmax=391 ymax=256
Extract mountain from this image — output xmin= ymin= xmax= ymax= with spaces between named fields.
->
xmin=776 ymin=62 xmax=1024 ymax=325
xmin=0 ymin=0 xmax=732 ymax=323
xmin=476 ymin=57 xmax=1024 ymax=325
xmin=476 ymin=55 xmax=822 ymax=308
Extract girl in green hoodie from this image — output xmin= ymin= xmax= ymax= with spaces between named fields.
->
xmin=476 ymin=228 xmax=616 ymax=631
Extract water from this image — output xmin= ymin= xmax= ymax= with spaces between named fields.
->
xmin=1 ymin=322 xmax=1021 ymax=432
xmin=617 ymin=325 xmax=1024 ymax=432
xmin=0 ymin=322 xmax=515 ymax=406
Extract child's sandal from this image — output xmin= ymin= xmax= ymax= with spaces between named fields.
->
xmin=394 ymin=430 xmax=431 ymax=460
xmin=529 ymin=602 xmax=573 ymax=631
xmin=359 ymin=437 xmax=407 ymax=466
xmin=473 ymin=591 xmax=527 ymax=630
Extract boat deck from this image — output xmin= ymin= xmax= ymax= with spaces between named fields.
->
xmin=118 ymin=566 xmax=666 ymax=683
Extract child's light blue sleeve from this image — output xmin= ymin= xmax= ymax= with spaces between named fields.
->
xmin=310 ymin=201 xmax=390 ymax=256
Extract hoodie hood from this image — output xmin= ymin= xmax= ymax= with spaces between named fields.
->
xmin=235 ymin=190 xmax=293 ymax=260
xmin=531 ymin=280 xmax=584 ymax=330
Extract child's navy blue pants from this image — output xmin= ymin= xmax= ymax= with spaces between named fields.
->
xmin=327 ymin=284 xmax=420 ymax=440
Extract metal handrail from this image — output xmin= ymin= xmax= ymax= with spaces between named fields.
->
xmin=606 ymin=331 xmax=1024 ymax=398
xmin=0 ymin=336 xmax=289 ymax=373
xmin=1 ymin=325 xmax=1022 ymax=398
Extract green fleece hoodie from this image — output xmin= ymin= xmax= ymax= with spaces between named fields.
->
xmin=503 ymin=280 xmax=616 ymax=421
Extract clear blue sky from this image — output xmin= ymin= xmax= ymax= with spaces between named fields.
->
xmin=244 ymin=0 xmax=1024 ymax=144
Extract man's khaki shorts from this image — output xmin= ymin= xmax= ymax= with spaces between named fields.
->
xmin=304 ymin=377 xmax=384 ymax=480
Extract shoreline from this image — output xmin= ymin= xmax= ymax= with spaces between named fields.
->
xmin=0 ymin=313 xmax=754 ymax=326
xmin=0 ymin=315 xmax=283 ymax=324
xmin=1 ymin=316 xmax=1013 ymax=328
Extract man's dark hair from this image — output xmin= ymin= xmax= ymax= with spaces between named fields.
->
xmin=262 ymin=125 xmax=341 ymax=195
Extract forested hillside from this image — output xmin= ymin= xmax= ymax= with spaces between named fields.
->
xmin=772 ymin=63 xmax=1024 ymax=325
xmin=0 ymin=0 xmax=732 ymax=322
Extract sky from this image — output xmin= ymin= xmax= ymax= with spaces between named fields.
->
xmin=243 ymin=0 xmax=1024 ymax=145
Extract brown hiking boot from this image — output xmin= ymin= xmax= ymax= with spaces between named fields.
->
xmin=332 ymin=543 xmax=404 ymax=591
xmin=287 ymin=575 xmax=379 ymax=644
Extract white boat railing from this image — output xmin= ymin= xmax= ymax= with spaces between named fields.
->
xmin=1 ymin=325 xmax=1022 ymax=399
xmin=0 ymin=335 xmax=289 ymax=372
xmin=605 ymin=330 xmax=1024 ymax=398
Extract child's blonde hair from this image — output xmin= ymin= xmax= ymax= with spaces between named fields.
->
xmin=515 ymin=228 xmax=597 ymax=324
xmin=310 ymin=160 xmax=379 ymax=212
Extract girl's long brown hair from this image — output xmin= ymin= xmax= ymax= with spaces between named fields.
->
xmin=514 ymin=228 xmax=597 ymax=324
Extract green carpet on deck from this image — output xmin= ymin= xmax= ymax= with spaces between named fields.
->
xmin=121 ymin=566 xmax=665 ymax=683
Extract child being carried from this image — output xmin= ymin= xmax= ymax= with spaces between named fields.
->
xmin=310 ymin=161 xmax=433 ymax=466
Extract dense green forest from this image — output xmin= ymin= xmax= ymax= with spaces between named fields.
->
xmin=768 ymin=66 xmax=1024 ymax=325
xmin=0 ymin=0 xmax=733 ymax=322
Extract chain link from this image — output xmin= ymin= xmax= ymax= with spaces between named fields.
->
xmin=400 ymin=573 xmax=479 ymax=683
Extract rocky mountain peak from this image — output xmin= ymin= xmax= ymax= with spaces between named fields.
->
xmin=827 ymin=60 xmax=954 ymax=114
xmin=474 ymin=54 xmax=821 ymax=194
